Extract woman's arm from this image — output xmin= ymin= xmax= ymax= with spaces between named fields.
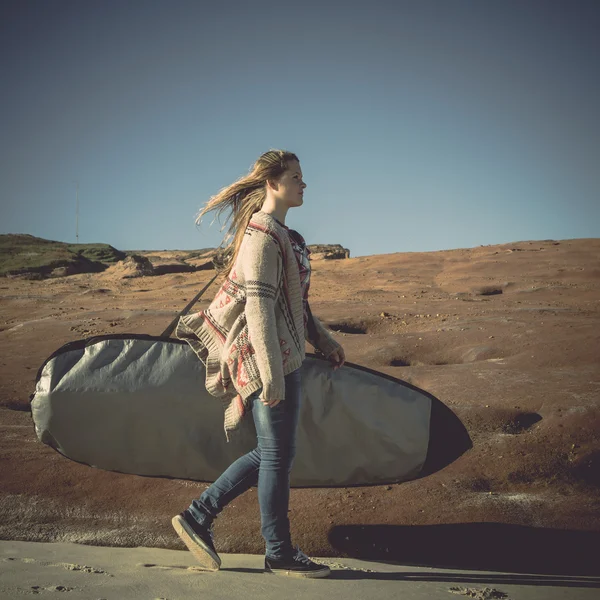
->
xmin=305 ymin=300 xmax=342 ymax=359
xmin=241 ymin=232 xmax=285 ymax=401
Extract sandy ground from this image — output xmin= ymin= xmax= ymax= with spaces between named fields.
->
xmin=1 ymin=540 xmax=599 ymax=600
xmin=1 ymin=237 xmax=599 ymax=575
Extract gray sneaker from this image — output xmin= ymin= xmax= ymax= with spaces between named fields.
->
xmin=265 ymin=546 xmax=331 ymax=578
xmin=171 ymin=510 xmax=221 ymax=571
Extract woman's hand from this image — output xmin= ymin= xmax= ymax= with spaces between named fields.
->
xmin=260 ymin=397 xmax=282 ymax=408
xmin=258 ymin=346 xmax=346 ymax=409
xmin=328 ymin=345 xmax=346 ymax=370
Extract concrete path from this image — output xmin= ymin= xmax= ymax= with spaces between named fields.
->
xmin=1 ymin=540 xmax=599 ymax=600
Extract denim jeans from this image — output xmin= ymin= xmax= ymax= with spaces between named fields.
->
xmin=188 ymin=366 xmax=302 ymax=559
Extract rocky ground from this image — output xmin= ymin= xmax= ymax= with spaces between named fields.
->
xmin=1 ymin=237 xmax=599 ymax=573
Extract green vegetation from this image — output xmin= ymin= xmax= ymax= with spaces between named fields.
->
xmin=66 ymin=243 xmax=126 ymax=264
xmin=0 ymin=234 xmax=126 ymax=278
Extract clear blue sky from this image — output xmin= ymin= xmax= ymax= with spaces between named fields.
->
xmin=1 ymin=0 xmax=598 ymax=257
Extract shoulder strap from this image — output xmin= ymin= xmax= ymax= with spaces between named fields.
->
xmin=160 ymin=271 xmax=220 ymax=338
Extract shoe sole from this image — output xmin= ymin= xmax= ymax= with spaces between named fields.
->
xmin=171 ymin=515 xmax=221 ymax=571
xmin=265 ymin=566 xmax=331 ymax=578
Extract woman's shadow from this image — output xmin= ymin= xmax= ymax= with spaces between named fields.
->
xmin=325 ymin=522 xmax=600 ymax=585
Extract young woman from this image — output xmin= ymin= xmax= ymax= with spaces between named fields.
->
xmin=172 ymin=149 xmax=346 ymax=578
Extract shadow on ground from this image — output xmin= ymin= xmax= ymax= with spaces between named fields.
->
xmin=329 ymin=522 xmax=600 ymax=577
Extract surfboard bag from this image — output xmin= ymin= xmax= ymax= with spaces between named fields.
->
xmin=30 ymin=334 xmax=432 ymax=487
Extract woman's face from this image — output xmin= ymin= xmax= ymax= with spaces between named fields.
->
xmin=270 ymin=160 xmax=306 ymax=206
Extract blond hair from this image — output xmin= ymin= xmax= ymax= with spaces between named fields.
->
xmin=196 ymin=149 xmax=299 ymax=280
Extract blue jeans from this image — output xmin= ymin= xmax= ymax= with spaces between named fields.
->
xmin=188 ymin=366 xmax=302 ymax=559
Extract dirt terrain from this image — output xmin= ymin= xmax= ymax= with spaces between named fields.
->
xmin=1 ymin=237 xmax=599 ymax=574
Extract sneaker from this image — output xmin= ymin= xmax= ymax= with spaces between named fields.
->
xmin=171 ymin=510 xmax=221 ymax=571
xmin=265 ymin=546 xmax=331 ymax=578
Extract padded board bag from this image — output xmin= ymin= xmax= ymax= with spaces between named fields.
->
xmin=30 ymin=278 xmax=433 ymax=487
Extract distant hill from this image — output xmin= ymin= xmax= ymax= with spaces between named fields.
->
xmin=0 ymin=234 xmax=126 ymax=278
xmin=0 ymin=234 xmax=350 ymax=279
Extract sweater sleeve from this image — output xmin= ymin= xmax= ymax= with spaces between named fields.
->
xmin=241 ymin=231 xmax=285 ymax=401
xmin=305 ymin=301 xmax=342 ymax=359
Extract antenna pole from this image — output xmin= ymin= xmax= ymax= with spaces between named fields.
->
xmin=74 ymin=180 xmax=79 ymax=243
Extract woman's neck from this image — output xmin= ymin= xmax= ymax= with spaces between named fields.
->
xmin=261 ymin=210 xmax=288 ymax=229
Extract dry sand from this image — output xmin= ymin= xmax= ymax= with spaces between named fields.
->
xmin=0 ymin=237 xmax=599 ymax=577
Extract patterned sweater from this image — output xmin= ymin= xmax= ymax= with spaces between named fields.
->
xmin=176 ymin=210 xmax=342 ymax=441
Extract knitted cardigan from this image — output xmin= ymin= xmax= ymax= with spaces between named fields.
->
xmin=176 ymin=210 xmax=342 ymax=441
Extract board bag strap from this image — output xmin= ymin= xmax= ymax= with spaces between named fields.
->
xmin=160 ymin=271 xmax=220 ymax=338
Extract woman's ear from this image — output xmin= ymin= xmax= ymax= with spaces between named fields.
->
xmin=266 ymin=178 xmax=279 ymax=192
